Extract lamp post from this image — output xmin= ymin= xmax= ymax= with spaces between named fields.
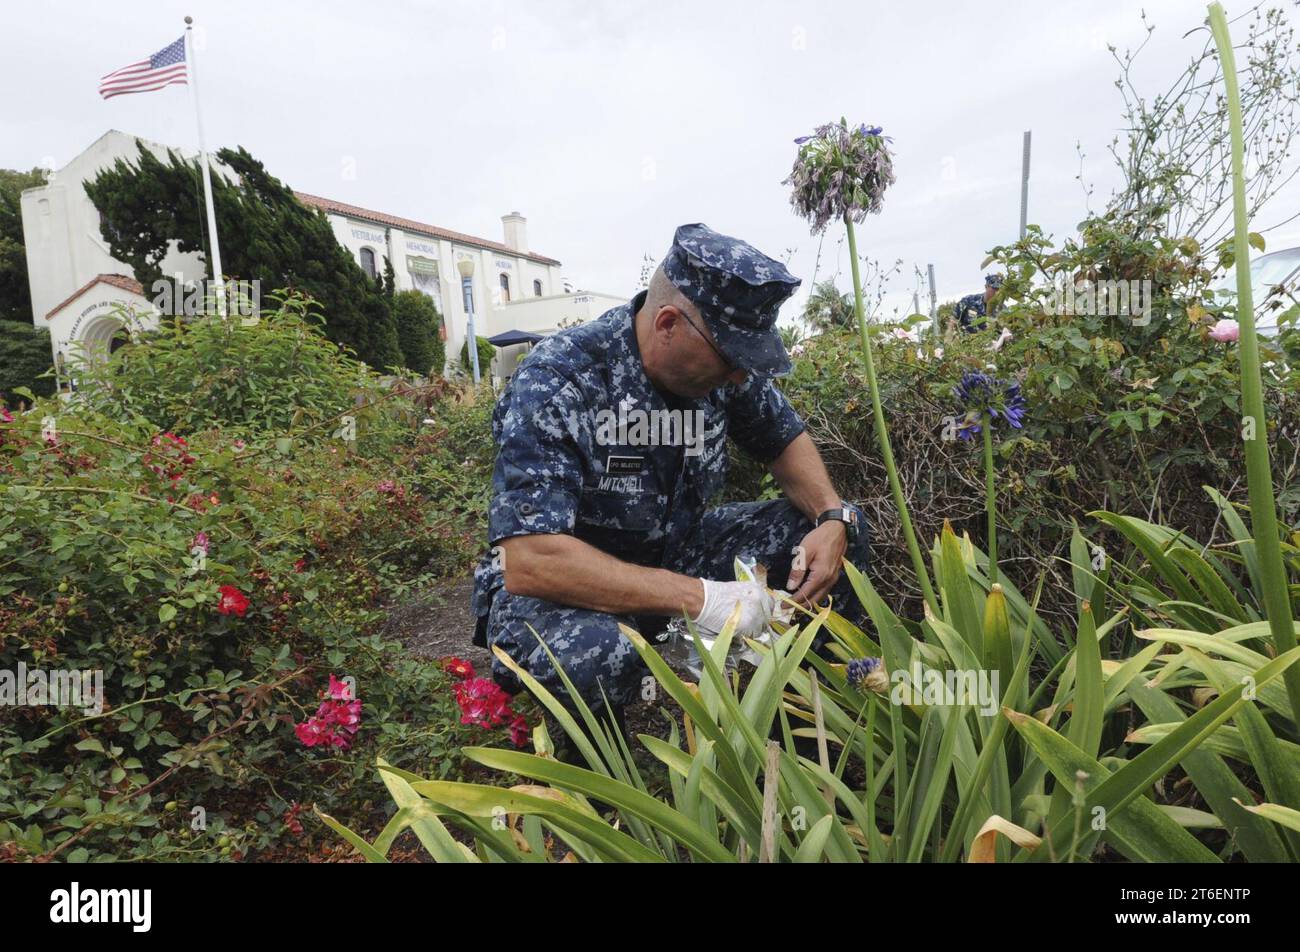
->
xmin=457 ymin=258 xmax=481 ymax=383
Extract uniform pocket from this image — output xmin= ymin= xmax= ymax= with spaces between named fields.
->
xmin=577 ymin=487 xmax=662 ymax=532
xmin=575 ymin=483 xmax=667 ymax=564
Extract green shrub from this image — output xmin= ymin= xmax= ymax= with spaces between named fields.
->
xmin=737 ymin=219 xmax=1300 ymax=625
xmin=0 ymin=320 xmax=56 ymax=406
xmin=459 ymin=336 xmax=496 ymax=377
xmin=70 ymin=292 xmax=388 ymax=440
xmin=405 ymin=391 xmax=493 ymax=574
xmin=392 ymin=290 xmax=441 ymax=376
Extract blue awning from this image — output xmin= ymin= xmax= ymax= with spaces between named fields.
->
xmin=486 ymin=329 xmax=545 ymax=347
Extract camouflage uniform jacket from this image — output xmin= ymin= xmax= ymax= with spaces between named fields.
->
xmin=470 ymin=289 xmax=806 ymax=638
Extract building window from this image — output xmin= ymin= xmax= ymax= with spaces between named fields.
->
xmin=499 ymin=273 xmax=511 ymax=303
xmin=533 ymin=279 xmax=543 ymax=297
xmin=360 ymin=247 xmax=377 ymax=280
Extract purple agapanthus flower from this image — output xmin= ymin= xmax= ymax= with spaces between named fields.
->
xmin=796 ymin=124 xmax=890 ymax=145
xmin=785 ymin=119 xmax=896 ymax=234
xmin=954 ymin=371 xmax=1028 ymax=440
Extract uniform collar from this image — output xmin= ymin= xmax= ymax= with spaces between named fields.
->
xmin=609 ymin=289 xmax=671 ymax=418
xmin=616 ymin=290 xmax=720 ymax=502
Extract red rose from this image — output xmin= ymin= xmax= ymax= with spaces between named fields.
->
xmin=294 ymin=675 xmax=363 ymax=750
xmin=217 ymin=585 xmax=249 ymax=617
xmin=453 ymin=677 xmax=514 ymax=728
xmin=509 ymin=715 xmax=530 ymax=748
xmin=443 ymin=657 xmax=475 ymax=680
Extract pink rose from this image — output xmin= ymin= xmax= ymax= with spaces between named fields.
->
xmin=1209 ymin=319 xmax=1240 ymax=342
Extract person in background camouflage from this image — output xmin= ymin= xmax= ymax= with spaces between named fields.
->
xmin=471 ymin=223 xmax=870 ymax=723
xmin=955 ymin=273 xmax=1004 ymax=333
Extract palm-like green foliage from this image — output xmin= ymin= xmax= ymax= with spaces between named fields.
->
xmin=803 ymin=280 xmax=855 ymax=333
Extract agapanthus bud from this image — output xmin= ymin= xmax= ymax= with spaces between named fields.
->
xmin=847 ymin=656 xmax=889 ymax=693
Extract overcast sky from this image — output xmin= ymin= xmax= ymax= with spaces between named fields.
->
xmin=5 ymin=0 xmax=1298 ymax=325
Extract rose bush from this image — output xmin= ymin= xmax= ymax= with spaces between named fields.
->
xmin=0 ymin=299 xmax=504 ymax=862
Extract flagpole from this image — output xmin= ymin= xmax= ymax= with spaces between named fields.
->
xmin=184 ymin=15 xmax=226 ymax=318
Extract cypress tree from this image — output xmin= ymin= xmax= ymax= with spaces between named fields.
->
xmin=85 ymin=143 xmax=402 ymax=370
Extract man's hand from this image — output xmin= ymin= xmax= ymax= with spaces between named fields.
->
xmin=787 ymin=520 xmax=848 ymax=609
xmin=692 ymin=579 xmax=775 ymax=637
xmin=768 ymin=433 xmax=850 ymax=609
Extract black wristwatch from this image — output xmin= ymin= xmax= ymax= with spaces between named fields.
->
xmin=815 ymin=504 xmax=860 ymax=543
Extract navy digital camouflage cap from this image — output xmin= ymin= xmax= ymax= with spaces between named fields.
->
xmin=662 ymin=223 xmax=801 ymax=376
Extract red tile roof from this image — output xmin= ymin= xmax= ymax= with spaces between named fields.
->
xmin=294 ymin=192 xmax=562 ymax=267
xmin=46 ymin=273 xmax=146 ymax=321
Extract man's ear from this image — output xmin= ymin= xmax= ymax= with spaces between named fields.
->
xmin=652 ymin=304 xmax=682 ymax=339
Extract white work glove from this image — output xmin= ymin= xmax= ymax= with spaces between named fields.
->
xmin=692 ymin=579 xmax=775 ymax=638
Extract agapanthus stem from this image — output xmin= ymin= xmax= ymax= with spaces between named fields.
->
xmin=983 ymin=411 xmax=998 ymax=586
xmin=845 ymin=214 xmax=939 ymax=613
xmin=1209 ymin=2 xmax=1300 ymax=728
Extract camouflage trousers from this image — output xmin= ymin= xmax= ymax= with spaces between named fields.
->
xmin=482 ymin=499 xmax=871 ymax=716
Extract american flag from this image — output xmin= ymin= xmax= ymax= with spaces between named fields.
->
xmin=99 ymin=36 xmax=187 ymax=100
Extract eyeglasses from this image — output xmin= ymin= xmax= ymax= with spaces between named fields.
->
xmin=666 ymin=305 xmax=735 ymax=372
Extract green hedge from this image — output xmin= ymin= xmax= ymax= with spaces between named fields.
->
xmin=459 ymin=335 xmax=496 ymax=376
xmin=392 ymin=289 xmax=442 ymax=376
xmin=0 ymin=320 xmax=56 ymax=406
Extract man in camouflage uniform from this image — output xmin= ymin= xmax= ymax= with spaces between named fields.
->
xmin=471 ymin=223 xmax=870 ymax=719
xmin=955 ymin=273 xmax=1004 ymax=333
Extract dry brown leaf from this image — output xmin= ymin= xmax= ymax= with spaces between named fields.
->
xmin=968 ymin=814 xmax=1042 ymax=863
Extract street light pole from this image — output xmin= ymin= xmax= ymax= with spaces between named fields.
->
xmin=457 ymin=258 xmax=481 ymax=384
xmin=1019 ymin=130 xmax=1032 ymax=240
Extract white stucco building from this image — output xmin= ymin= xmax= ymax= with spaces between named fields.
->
xmin=20 ymin=130 xmax=624 ymax=381
xmin=294 ymin=191 xmax=623 ymax=377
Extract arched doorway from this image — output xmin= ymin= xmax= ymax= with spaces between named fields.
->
xmin=109 ymin=328 xmax=131 ymax=354
xmin=79 ymin=314 xmax=131 ymax=358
